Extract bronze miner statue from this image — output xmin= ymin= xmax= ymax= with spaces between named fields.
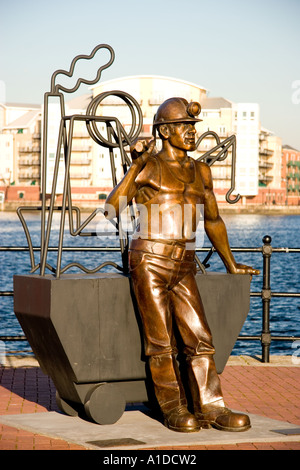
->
xmin=105 ymin=97 xmax=259 ymax=433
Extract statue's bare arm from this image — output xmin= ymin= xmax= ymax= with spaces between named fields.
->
xmin=200 ymin=162 xmax=259 ymax=276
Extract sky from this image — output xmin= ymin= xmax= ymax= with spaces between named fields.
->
xmin=0 ymin=0 xmax=299 ymax=149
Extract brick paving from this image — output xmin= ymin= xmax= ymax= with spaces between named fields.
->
xmin=0 ymin=366 xmax=84 ymax=450
xmin=0 ymin=358 xmax=300 ymax=451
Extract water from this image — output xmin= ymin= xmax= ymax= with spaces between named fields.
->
xmin=0 ymin=210 xmax=299 ymax=357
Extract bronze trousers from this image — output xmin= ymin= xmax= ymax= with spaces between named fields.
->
xmin=129 ymin=239 xmax=225 ymax=414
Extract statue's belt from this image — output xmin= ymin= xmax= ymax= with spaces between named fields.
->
xmin=129 ymin=239 xmax=195 ymax=261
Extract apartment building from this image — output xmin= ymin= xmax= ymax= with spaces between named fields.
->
xmin=92 ymin=78 xmax=277 ymax=204
xmin=196 ymin=99 xmax=261 ymax=203
xmin=0 ymin=75 xmax=287 ymax=206
xmin=0 ymin=133 xmax=13 ymax=185
xmin=195 ymin=96 xmax=234 ymax=199
xmin=0 ymin=103 xmax=41 ymax=187
xmin=282 ymin=145 xmax=300 ymax=205
xmin=91 ymin=75 xmax=207 ymax=187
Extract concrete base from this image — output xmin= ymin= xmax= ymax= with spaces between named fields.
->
xmin=0 ymin=407 xmax=299 ymax=450
xmin=13 ymin=272 xmax=251 ymax=424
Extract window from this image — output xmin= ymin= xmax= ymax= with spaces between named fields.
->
xmin=242 ymin=112 xmax=247 ymax=120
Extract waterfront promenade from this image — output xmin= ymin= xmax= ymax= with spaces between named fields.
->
xmin=0 ymin=355 xmax=299 ymax=451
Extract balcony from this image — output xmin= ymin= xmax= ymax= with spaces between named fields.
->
xmin=287 ymin=160 xmax=300 ymax=168
xmin=19 ymin=146 xmax=41 ymax=153
xmin=212 ymin=175 xmax=231 ymax=180
xmin=70 ymin=157 xmax=92 ymax=165
xmin=69 ymin=172 xmax=92 ymax=179
xmin=19 ymin=171 xmax=40 ymax=179
xmin=288 ymin=184 xmax=299 ymax=193
xmin=19 ymin=158 xmax=40 ymax=166
xmin=259 ymin=148 xmax=274 ymax=157
xmin=259 ymin=160 xmax=273 ymax=169
xmin=288 ymin=172 xmax=300 ymax=180
xmin=71 ymin=146 xmax=92 ymax=152
xmin=259 ymin=174 xmax=273 ymax=183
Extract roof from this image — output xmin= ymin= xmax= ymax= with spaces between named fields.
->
xmin=282 ymin=144 xmax=300 ymax=152
xmin=3 ymin=109 xmax=41 ymax=130
xmin=0 ymin=102 xmax=40 ymax=109
xmin=200 ymin=97 xmax=233 ymax=109
xmin=66 ymin=93 xmax=93 ymax=110
xmin=260 ymin=127 xmax=275 ymax=136
xmin=90 ymin=75 xmax=208 ymax=92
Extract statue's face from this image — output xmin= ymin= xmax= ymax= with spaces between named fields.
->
xmin=167 ymin=122 xmax=196 ymax=152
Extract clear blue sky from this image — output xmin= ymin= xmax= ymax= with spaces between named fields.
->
xmin=0 ymin=0 xmax=299 ymax=149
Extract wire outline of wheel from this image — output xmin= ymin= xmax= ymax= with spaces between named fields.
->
xmin=85 ymin=90 xmax=143 ymax=148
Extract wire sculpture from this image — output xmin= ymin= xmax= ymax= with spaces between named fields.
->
xmin=17 ymin=44 xmax=240 ymax=278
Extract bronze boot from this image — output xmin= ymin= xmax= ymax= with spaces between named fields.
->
xmin=149 ymin=353 xmax=200 ymax=433
xmin=186 ymin=354 xmax=250 ymax=431
xmin=163 ymin=405 xmax=201 ymax=433
xmin=196 ymin=403 xmax=251 ymax=432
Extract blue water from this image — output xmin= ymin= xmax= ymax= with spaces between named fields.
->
xmin=0 ymin=210 xmax=299 ymax=357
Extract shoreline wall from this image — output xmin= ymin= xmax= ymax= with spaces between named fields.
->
xmin=1 ymin=200 xmax=300 ymax=215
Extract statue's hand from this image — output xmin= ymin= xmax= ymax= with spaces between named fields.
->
xmin=229 ymin=263 xmax=260 ymax=277
xmin=130 ymin=138 xmax=156 ymax=170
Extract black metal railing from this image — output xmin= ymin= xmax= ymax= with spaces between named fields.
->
xmin=1 ymin=235 xmax=300 ymax=363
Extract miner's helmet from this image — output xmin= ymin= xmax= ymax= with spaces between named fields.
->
xmin=153 ymin=97 xmax=202 ymax=128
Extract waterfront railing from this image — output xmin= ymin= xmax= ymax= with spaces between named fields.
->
xmin=1 ymin=235 xmax=300 ymax=363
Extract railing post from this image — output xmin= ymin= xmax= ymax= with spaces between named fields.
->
xmin=261 ymin=235 xmax=272 ymax=362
